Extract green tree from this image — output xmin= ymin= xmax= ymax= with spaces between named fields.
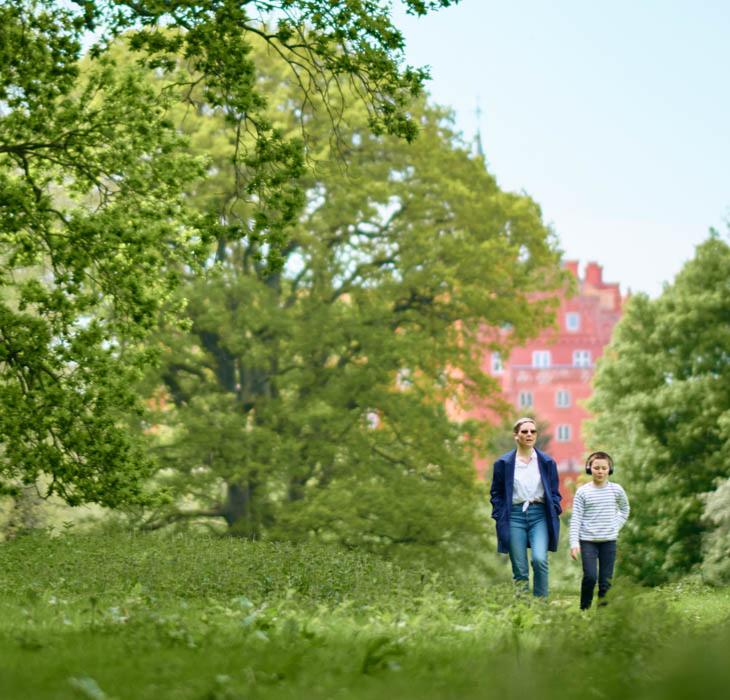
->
xmin=0 ymin=1 xmax=205 ymax=505
xmin=139 ymin=43 xmax=566 ymax=561
xmin=587 ymin=233 xmax=730 ymax=584
xmin=0 ymin=0 xmax=456 ymax=507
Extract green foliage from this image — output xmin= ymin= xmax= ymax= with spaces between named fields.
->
xmin=74 ymin=0 xmax=463 ymax=268
xmin=1 ymin=531 xmax=730 ymax=700
xmin=0 ymin=0 xmax=205 ymax=505
xmin=0 ymin=529 xmax=440 ymax=604
xmin=135 ymin=39 xmax=566 ymax=558
xmin=1 ymin=0 xmax=457 ymax=508
xmin=81 ymin=1 xmax=456 ymax=140
xmin=588 ymin=232 xmax=730 ymax=584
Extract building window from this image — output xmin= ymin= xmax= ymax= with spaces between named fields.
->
xmin=556 ymin=424 xmax=571 ymax=442
xmin=532 ymin=350 xmax=551 ymax=368
xmin=556 ymin=390 xmax=571 ymax=407
xmin=566 ymin=312 xmax=580 ymax=332
xmin=573 ymin=350 xmax=592 ymax=368
xmin=491 ymin=352 xmax=503 ymax=374
xmin=518 ymin=391 xmax=533 ymax=408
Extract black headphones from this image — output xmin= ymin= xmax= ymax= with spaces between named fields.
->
xmin=585 ymin=451 xmax=614 ymax=475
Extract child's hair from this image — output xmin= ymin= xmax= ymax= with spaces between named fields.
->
xmin=585 ymin=451 xmax=614 ymax=475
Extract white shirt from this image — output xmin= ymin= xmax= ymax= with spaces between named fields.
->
xmin=512 ymin=449 xmax=545 ymax=510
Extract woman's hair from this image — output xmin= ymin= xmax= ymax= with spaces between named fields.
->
xmin=513 ymin=416 xmax=537 ymax=434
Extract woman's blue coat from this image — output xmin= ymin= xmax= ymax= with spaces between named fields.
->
xmin=489 ymin=448 xmax=563 ymax=554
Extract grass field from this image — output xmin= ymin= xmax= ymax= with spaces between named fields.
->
xmin=1 ymin=531 xmax=729 ymax=700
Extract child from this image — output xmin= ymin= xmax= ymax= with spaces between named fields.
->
xmin=569 ymin=451 xmax=630 ymax=610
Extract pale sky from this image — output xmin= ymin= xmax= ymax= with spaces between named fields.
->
xmin=394 ymin=0 xmax=730 ymax=297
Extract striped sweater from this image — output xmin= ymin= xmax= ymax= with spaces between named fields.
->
xmin=569 ymin=481 xmax=630 ymax=548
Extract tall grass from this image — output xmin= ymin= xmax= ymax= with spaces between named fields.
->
xmin=0 ymin=531 xmax=728 ymax=699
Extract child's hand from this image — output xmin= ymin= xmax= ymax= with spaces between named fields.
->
xmin=570 ymin=547 xmax=580 ymax=560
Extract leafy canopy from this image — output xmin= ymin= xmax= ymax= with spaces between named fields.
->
xmin=0 ymin=1 xmax=205 ymax=505
xmin=76 ymin=0 xmax=462 ymax=266
xmin=0 ymin=0 xmax=456 ymax=506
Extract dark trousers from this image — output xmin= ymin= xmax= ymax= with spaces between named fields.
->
xmin=580 ymin=540 xmax=617 ymax=610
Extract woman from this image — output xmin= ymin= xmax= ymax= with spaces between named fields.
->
xmin=489 ymin=417 xmax=562 ymax=597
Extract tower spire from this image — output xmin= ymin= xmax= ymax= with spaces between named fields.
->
xmin=474 ymin=97 xmax=485 ymax=160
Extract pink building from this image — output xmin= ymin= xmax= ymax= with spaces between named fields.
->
xmin=475 ymin=261 xmax=625 ymax=499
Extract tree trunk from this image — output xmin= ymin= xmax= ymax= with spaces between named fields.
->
xmin=3 ymin=486 xmax=44 ymax=540
xmin=222 ymin=480 xmax=261 ymax=539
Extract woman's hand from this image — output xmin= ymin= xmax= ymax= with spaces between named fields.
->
xmin=570 ymin=547 xmax=580 ymax=560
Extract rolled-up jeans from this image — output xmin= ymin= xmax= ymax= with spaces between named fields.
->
xmin=508 ymin=502 xmax=549 ymax=597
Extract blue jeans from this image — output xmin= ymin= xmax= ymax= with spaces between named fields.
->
xmin=508 ymin=503 xmax=549 ymax=597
